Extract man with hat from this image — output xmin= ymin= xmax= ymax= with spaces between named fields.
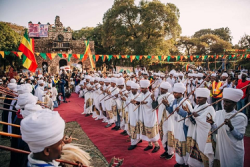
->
xmin=21 ymin=109 xmax=66 ymax=166
xmin=207 ymin=88 xmax=247 ymax=167
xmin=137 ymin=80 xmax=160 ymax=153
xmin=187 ymin=88 xmax=215 ymax=167
xmin=105 ymin=77 xmax=119 ymax=128
xmin=127 ymin=82 xmax=142 ymax=150
xmin=152 ymin=82 xmax=175 ymax=159
xmin=164 ymin=83 xmax=194 ymax=167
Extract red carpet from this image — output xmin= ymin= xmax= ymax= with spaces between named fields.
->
xmin=57 ymin=93 xmax=250 ymax=167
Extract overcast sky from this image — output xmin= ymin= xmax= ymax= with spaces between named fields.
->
xmin=0 ymin=0 xmax=249 ymax=44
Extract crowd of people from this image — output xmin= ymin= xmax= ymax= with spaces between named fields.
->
xmin=76 ymin=67 xmax=249 ymax=167
xmin=0 ymin=66 xmax=250 ymax=167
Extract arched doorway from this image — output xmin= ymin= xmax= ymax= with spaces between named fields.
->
xmin=42 ymin=62 xmax=48 ymax=74
xmin=59 ymin=59 xmax=67 ymax=67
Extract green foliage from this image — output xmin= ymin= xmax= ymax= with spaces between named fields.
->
xmin=0 ymin=22 xmax=23 ymax=71
xmin=238 ymin=34 xmax=250 ymax=49
xmin=193 ymin=27 xmax=232 ymax=42
xmin=101 ymin=0 xmax=181 ymax=55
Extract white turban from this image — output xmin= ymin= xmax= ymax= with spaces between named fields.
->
xmin=131 ymin=82 xmax=140 ymax=89
xmin=173 ymin=73 xmax=179 ymax=77
xmin=116 ymin=78 xmax=125 ymax=85
xmin=90 ymin=77 xmax=94 ymax=82
xmin=10 ymin=78 xmax=16 ymax=83
xmin=160 ymin=82 xmax=171 ymax=90
xmin=38 ymin=80 xmax=44 ymax=85
xmin=197 ymin=73 xmax=203 ymax=78
xmin=195 ymin=88 xmax=210 ymax=98
xmin=111 ymin=77 xmax=117 ymax=83
xmin=17 ymin=84 xmax=33 ymax=94
xmin=173 ymin=83 xmax=186 ymax=94
xmin=21 ymin=104 xmax=43 ymax=118
xmin=160 ymin=74 xmax=165 ymax=78
xmin=85 ymin=75 xmax=90 ymax=80
xmin=211 ymin=73 xmax=217 ymax=77
xmin=94 ymin=77 xmax=100 ymax=82
xmin=8 ymin=83 xmax=17 ymax=90
xmin=30 ymin=76 xmax=34 ymax=80
xmin=221 ymin=73 xmax=228 ymax=77
xmin=16 ymin=93 xmax=38 ymax=110
xmin=105 ymin=78 xmax=111 ymax=83
xmin=223 ymin=88 xmax=243 ymax=102
xmin=99 ymin=78 xmax=104 ymax=82
xmin=140 ymin=80 xmax=150 ymax=88
xmin=21 ymin=109 xmax=65 ymax=153
xmin=38 ymin=74 xmax=43 ymax=79
xmin=126 ymin=80 xmax=132 ymax=87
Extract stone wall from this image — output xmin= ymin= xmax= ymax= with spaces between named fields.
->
xmin=33 ymin=16 xmax=95 ymax=74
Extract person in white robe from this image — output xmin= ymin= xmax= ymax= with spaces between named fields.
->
xmin=83 ymin=77 xmax=95 ymax=116
xmin=152 ymin=82 xmax=175 ymax=159
xmin=152 ymin=73 xmax=161 ymax=99
xmin=127 ymin=82 xmax=142 ymax=150
xmin=104 ymin=77 xmax=119 ymax=128
xmin=92 ymin=77 xmax=100 ymax=119
xmin=111 ymin=77 xmax=125 ymax=130
xmin=101 ymin=78 xmax=111 ymax=123
xmin=34 ymin=80 xmax=45 ymax=102
xmin=96 ymin=78 xmax=105 ymax=120
xmin=187 ymin=88 xmax=215 ymax=167
xmin=137 ymin=80 xmax=160 ymax=153
xmin=207 ymin=88 xmax=247 ymax=167
xmin=120 ymin=80 xmax=132 ymax=136
xmin=165 ymin=83 xmax=194 ymax=166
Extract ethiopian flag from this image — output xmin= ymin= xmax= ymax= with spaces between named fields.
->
xmin=18 ymin=29 xmax=37 ymax=72
xmin=185 ymin=64 xmax=189 ymax=71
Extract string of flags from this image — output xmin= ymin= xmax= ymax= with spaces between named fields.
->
xmin=1 ymin=51 xmax=250 ymax=63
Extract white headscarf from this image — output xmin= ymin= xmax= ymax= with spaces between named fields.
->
xmin=17 ymin=84 xmax=33 ymax=94
xmin=21 ymin=109 xmax=65 ymax=153
xmin=21 ymin=104 xmax=43 ymax=118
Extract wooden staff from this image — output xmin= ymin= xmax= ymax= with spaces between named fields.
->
xmin=165 ymin=65 xmax=222 ymax=121
xmin=83 ymin=85 xmax=96 ymax=95
xmin=0 ymin=131 xmax=21 ymax=138
xmin=178 ymin=83 xmax=250 ymax=122
xmin=0 ymin=145 xmax=82 ymax=166
xmin=0 ymin=86 xmax=17 ymax=93
xmin=209 ymin=101 xmax=250 ymax=136
xmin=151 ymin=93 xmax=172 ymax=112
xmin=0 ymin=97 xmax=46 ymax=104
xmin=133 ymin=81 xmax=162 ymax=112
xmin=104 ymin=89 xmax=127 ymax=101
xmin=124 ymin=92 xmax=141 ymax=108
xmin=0 ymin=89 xmax=17 ymax=97
xmin=0 ymin=107 xmax=17 ymax=112
xmin=0 ymin=102 xmax=15 ymax=107
xmin=0 ymin=96 xmax=17 ymax=100
xmin=0 ymin=121 xmax=20 ymax=128
xmin=100 ymin=87 xmax=117 ymax=101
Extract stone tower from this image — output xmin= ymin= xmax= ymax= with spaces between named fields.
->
xmin=33 ymin=16 xmax=95 ymax=74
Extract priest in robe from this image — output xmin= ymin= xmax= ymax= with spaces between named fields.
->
xmin=127 ymin=82 xmax=142 ymax=150
xmin=207 ymin=88 xmax=247 ymax=167
xmin=165 ymin=83 xmax=194 ymax=167
xmin=34 ymin=79 xmax=45 ymax=102
xmin=137 ymin=80 xmax=160 ymax=153
xmin=152 ymin=82 xmax=175 ymax=159
xmin=187 ymin=88 xmax=215 ymax=167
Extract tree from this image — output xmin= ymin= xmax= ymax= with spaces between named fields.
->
xmin=101 ymin=0 xmax=181 ymax=56
xmin=238 ymin=34 xmax=250 ymax=49
xmin=193 ymin=27 xmax=232 ymax=42
xmin=0 ymin=22 xmax=22 ymax=71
